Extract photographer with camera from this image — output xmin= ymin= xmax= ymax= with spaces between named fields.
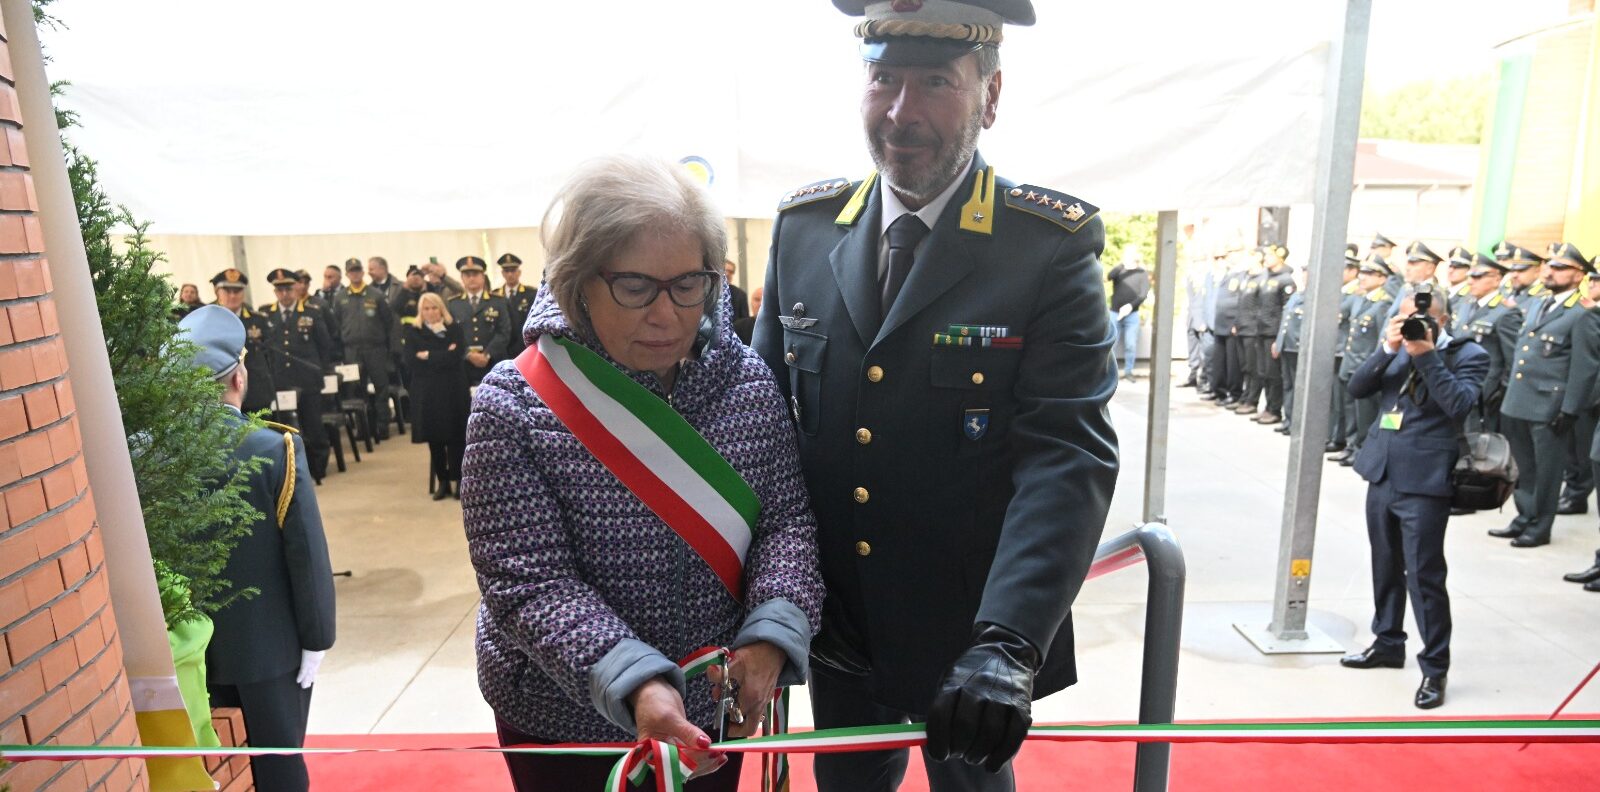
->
xmin=1341 ymin=284 xmax=1487 ymax=710
xmin=1494 ymin=247 xmax=1600 ymax=548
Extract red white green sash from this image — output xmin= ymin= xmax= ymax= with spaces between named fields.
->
xmin=516 ymin=335 xmax=760 ymax=598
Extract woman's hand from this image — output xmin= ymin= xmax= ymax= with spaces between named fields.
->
xmin=630 ymin=678 xmax=725 ymax=777
xmin=416 ymin=350 xmax=429 ymax=360
xmin=707 ymin=642 xmax=785 ymax=739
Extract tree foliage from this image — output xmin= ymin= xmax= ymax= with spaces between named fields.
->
xmin=1360 ymin=76 xmax=1492 ymax=145
xmin=54 ymin=88 xmax=264 ymax=627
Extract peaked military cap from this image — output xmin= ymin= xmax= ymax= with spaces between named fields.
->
xmin=834 ymin=0 xmax=1034 ymax=66
xmin=266 ymin=268 xmax=299 ymax=286
xmin=456 ymin=256 xmax=487 ymax=273
xmin=405 ymin=264 xmax=423 ymax=277
xmin=1405 ymin=240 xmax=1441 ymax=264
xmin=1371 ymin=232 xmax=1396 ymax=249
xmin=1548 ymin=242 xmax=1592 ymax=273
xmin=1494 ymin=241 xmax=1545 ymax=270
xmin=1446 ymin=246 xmax=1473 ymax=268
xmin=294 ymin=269 xmax=313 ymax=284
xmin=1467 ymin=252 xmax=1505 ymax=277
xmin=497 ymin=253 xmax=523 ymax=268
xmin=210 ymin=268 xmax=249 ymax=289
xmin=177 ymin=304 xmax=247 ymax=380
xmin=344 ymin=257 xmax=363 ymax=271
xmin=1344 ymin=243 xmax=1360 ymax=265
xmin=1359 ymin=254 xmax=1393 ymax=277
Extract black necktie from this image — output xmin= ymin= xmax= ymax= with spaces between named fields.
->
xmin=881 ymin=214 xmax=930 ymax=317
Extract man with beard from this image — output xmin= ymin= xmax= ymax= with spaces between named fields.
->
xmin=1497 ymin=242 xmax=1548 ymax=307
xmin=752 ymin=2 xmax=1118 ymax=789
xmin=1494 ymin=244 xmax=1600 ymax=548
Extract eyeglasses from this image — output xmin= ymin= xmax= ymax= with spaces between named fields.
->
xmin=596 ymin=270 xmax=720 ymax=309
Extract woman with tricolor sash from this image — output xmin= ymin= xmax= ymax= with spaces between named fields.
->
xmin=461 ymin=155 xmax=824 ymax=790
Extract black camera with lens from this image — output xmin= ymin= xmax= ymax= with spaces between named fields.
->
xmin=1400 ymin=283 xmax=1436 ymax=342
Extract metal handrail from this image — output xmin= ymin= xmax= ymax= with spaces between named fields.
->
xmin=1084 ymin=523 xmax=1186 ymax=792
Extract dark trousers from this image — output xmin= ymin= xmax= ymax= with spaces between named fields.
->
xmin=495 ymin=718 xmax=742 ymax=792
xmin=1207 ymin=335 xmax=1229 ymax=395
xmin=810 ymin=667 xmax=1014 ymax=792
xmin=1239 ymin=336 xmax=1262 ymax=408
xmin=1562 ymin=411 xmax=1598 ymax=503
xmin=1186 ymin=328 xmax=1205 ymax=382
xmin=348 ymin=344 xmax=392 ymax=437
xmin=1329 ymin=359 xmax=1353 ymax=443
xmin=1504 ymin=415 xmax=1568 ymax=541
xmin=1280 ymin=351 xmax=1298 ymax=425
xmin=1352 ymin=391 xmax=1380 ymax=452
xmin=1363 ymin=477 xmax=1452 ymax=677
xmin=1262 ymin=338 xmax=1284 ymax=414
xmin=289 ymin=380 xmax=329 ymax=481
xmin=1224 ymin=335 xmax=1245 ymax=397
xmin=429 ymin=441 xmax=463 ymax=485
xmin=208 ymin=673 xmax=312 ymax=792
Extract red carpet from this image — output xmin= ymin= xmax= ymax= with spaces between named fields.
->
xmin=306 ymin=719 xmax=1600 ymax=791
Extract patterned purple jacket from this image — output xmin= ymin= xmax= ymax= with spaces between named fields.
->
xmin=462 ymin=286 xmax=824 ymax=742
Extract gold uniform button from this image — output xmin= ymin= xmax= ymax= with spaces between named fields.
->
xmin=784 ymin=351 xmax=797 ymax=364
xmin=971 ymin=372 xmax=985 ymax=385
xmin=853 ymin=487 xmax=870 ymax=503
xmin=856 ymin=428 xmax=872 ymax=445
xmin=867 ymin=365 xmax=884 ymax=383
xmin=1516 ymin=373 xmax=1523 ymax=379
xmin=1523 ymin=345 xmax=1530 ymax=351
xmin=855 ymin=541 xmax=872 ymax=557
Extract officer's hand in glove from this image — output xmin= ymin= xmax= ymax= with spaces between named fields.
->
xmin=296 ymin=650 xmax=326 ymax=689
xmin=925 ymin=623 xmax=1039 ymax=773
xmin=1551 ymin=412 xmax=1577 ymax=435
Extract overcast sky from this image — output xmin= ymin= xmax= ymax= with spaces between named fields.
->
xmin=1364 ymin=0 xmax=1573 ymax=91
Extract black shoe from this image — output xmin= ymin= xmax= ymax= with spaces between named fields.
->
xmin=1511 ymin=533 xmax=1550 ymax=548
xmin=1338 ymin=456 xmax=1356 ymax=467
xmin=1414 ymin=675 xmax=1446 ymax=709
xmin=1340 ymin=646 xmax=1405 ymax=669
xmin=1562 ymin=564 xmax=1600 ymax=584
xmin=1218 ymin=398 xmax=1238 ymax=407
xmin=1449 ymin=506 xmax=1476 ymax=516
xmin=1179 ymin=378 xmax=1197 ymax=388
xmin=1487 ymin=524 xmax=1524 ymax=538
xmin=1275 ymin=426 xmax=1291 ymax=435
xmin=1324 ymin=441 xmax=1347 ymax=454
xmin=1328 ymin=449 xmax=1353 ymax=464
xmin=1556 ymin=497 xmax=1588 ymax=515
xmin=432 ymin=486 xmax=450 ymax=501
xmin=1199 ymin=391 xmax=1218 ymax=401
xmin=1585 ymin=579 xmax=1600 ymax=592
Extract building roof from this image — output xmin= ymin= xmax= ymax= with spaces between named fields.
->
xmin=1354 ymin=139 xmax=1477 ymax=187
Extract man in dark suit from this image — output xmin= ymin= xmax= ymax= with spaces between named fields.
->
xmin=1493 ymin=244 xmax=1600 ymax=547
xmin=724 ymin=259 xmax=752 ymax=322
xmin=210 ymin=268 xmax=277 ymax=415
xmin=447 ymin=256 xmax=511 ymax=387
xmin=1341 ymin=291 xmax=1487 ymax=710
xmin=753 ymin=2 xmax=1118 ymax=788
xmin=176 ymin=306 xmax=336 ymax=792
xmin=262 ymin=268 xmax=338 ymax=483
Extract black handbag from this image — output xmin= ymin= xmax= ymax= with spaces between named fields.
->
xmin=1451 ymin=430 xmax=1517 ymax=510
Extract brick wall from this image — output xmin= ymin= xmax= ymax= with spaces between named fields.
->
xmin=0 ymin=13 xmax=145 ymax=792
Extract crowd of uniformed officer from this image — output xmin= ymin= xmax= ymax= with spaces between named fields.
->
xmin=1186 ymin=233 xmax=1600 ymax=591
xmin=193 ymin=254 xmax=538 ymax=492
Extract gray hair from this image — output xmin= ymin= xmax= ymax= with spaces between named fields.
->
xmin=975 ymin=44 xmax=1000 ymax=83
xmin=542 ymin=155 xmax=728 ymax=331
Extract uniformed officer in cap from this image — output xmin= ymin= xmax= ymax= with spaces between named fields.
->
xmin=1451 ymin=252 xmax=1521 ymax=433
xmin=1333 ymin=255 xmax=1396 ymax=466
xmin=1325 ymin=245 xmax=1363 ymax=452
xmin=1554 ymin=242 xmax=1599 ymax=515
xmin=331 ymin=257 xmax=399 ymax=439
xmin=1232 ymin=249 xmax=1267 ymax=415
xmin=1445 ymin=246 xmax=1473 ymax=317
xmin=261 ymin=268 xmax=338 ymax=482
xmin=1206 ymin=251 xmax=1249 ymax=405
xmin=1497 ymin=241 xmax=1549 ymax=306
xmin=1493 ymin=242 xmax=1600 ymax=547
xmin=752 ymin=2 xmax=1118 ymax=788
xmin=1252 ymin=244 xmax=1295 ymax=424
xmin=493 ymin=253 xmax=537 ymax=359
xmin=447 ymin=256 xmax=511 ymax=386
xmin=209 ymin=269 xmax=277 ymax=414
xmin=1370 ymin=232 xmax=1397 ymax=261
xmin=1382 ymin=241 xmax=1443 ymax=324
xmin=176 ymin=306 xmax=336 ymax=792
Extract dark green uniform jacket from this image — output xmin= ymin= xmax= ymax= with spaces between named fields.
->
xmin=753 ymin=154 xmax=1120 ymax=713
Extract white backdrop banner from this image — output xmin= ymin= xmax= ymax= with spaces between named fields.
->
xmin=44 ymin=1 xmax=1338 ymax=234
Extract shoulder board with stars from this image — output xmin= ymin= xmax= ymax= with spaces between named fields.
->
xmin=777 ymin=178 xmax=851 ymax=212
xmin=1003 ymin=185 xmax=1098 ymax=233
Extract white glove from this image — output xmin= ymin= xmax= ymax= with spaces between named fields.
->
xmin=296 ymin=650 xmax=326 ymax=689
xmin=1117 ymin=304 xmax=1133 ymax=319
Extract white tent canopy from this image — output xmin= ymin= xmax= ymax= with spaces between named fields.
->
xmin=44 ymin=1 xmax=1338 ymax=236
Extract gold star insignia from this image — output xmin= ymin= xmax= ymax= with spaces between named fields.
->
xmin=1036 ymin=194 xmax=1053 ymax=206
xmin=972 ymin=212 xmax=984 ymax=223
xmin=1023 ymin=190 xmax=1038 ymax=201
xmin=1052 ymin=200 xmax=1067 ymax=212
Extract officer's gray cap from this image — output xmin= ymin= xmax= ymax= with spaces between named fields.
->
xmin=176 ymin=304 xmax=247 ymax=380
xmin=835 ymin=0 xmax=1034 ymax=66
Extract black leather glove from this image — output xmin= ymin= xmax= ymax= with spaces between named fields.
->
xmin=925 ymin=623 xmax=1040 ymax=773
xmin=1551 ymin=411 xmax=1577 ymax=435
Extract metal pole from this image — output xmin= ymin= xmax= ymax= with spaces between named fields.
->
xmin=1143 ymin=212 xmax=1179 ymax=523
xmin=1239 ymin=0 xmax=1371 ymax=652
xmin=1132 ymin=523 xmax=1185 ymax=792
xmin=230 ymin=234 xmax=249 ymax=302
xmin=735 ymin=217 xmax=750 ymax=292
